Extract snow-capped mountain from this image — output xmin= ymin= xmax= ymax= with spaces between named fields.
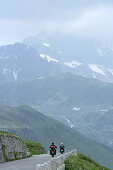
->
xmin=24 ymin=33 xmax=113 ymax=82
xmin=1 ymin=32 xmax=113 ymax=82
xmin=0 ymin=43 xmax=70 ymax=81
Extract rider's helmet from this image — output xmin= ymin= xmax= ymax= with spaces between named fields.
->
xmin=52 ymin=142 xmax=54 ymax=145
xmin=61 ymin=143 xmax=63 ymax=145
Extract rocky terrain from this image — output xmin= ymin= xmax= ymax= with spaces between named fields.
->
xmin=0 ymin=131 xmax=30 ymax=163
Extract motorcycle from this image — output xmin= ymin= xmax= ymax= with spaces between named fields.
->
xmin=50 ymin=148 xmax=56 ymax=157
xmin=60 ymin=148 xmax=64 ymax=154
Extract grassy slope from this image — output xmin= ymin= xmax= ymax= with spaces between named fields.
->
xmin=0 ymin=104 xmax=113 ymax=169
xmin=24 ymin=140 xmax=46 ymax=155
xmin=65 ymin=153 xmax=109 ymax=170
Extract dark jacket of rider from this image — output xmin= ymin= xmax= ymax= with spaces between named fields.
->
xmin=60 ymin=143 xmax=65 ymax=149
xmin=50 ymin=143 xmax=57 ymax=149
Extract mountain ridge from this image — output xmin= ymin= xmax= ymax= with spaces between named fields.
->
xmin=24 ymin=33 xmax=113 ymax=82
xmin=0 ymin=73 xmax=113 ymax=149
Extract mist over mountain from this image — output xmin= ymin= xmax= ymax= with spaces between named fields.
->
xmin=0 ymin=42 xmax=69 ymax=81
xmin=1 ymin=32 xmax=113 ymax=83
xmin=24 ymin=32 xmax=113 ymax=83
xmin=0 ymin=72 xmax=113 ymax=105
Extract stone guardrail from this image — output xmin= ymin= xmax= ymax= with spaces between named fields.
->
xmin=36 ymin=149 xmax=77 ymax=170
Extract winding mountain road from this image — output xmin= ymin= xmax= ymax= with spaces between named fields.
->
xmin=0 ymin=154 xmax=57 ymax=170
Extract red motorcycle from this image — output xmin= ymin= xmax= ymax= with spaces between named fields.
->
xmin=50 ymin=146 xmax=56 ymax=157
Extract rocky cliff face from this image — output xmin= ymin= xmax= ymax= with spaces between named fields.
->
xmin=0 ymin=132 xmax=30 ymax=163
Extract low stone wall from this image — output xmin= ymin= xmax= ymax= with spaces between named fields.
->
xmin=0 ymin=133 xmax=30 ymax=163
xmin=36 ymin=149 xmax=77 ymax=170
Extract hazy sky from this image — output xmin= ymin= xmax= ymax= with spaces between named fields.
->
xmin=0 ymin=0 xmax=113 ymax=45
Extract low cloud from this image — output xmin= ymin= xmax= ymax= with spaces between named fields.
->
xmin=42 ymin=5 xmax=113 ymax=38
xmin=0 ymin=1 xmax=113 ymax=44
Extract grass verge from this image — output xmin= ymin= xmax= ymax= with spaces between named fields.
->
xmin=65 ymin=153 xmax=110 ymax=170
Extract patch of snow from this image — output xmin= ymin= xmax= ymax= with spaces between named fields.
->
xmin=60 ymin=115 xmax=75 ymax=128
xmin=93 ymin=72 xmax=96 ymax=79
xmin=97 ymin=48 xmax=103 ymax=56
xmin=40 ymin=54 xmax=45 ymax=59
xmin=37 ymin=77 xmax=44 ymax=79
xmin=97 ymin=46 xmax=109 ymax=56
xmin=89 ymin=64 xmax=106 ymax=76
xmin=3 ymin=68 xmax=11 ymax=74
xmin=40 ymin=54 xmax=59 ymax=63
xmin=33 ymin=105 xmax=39 ymax=109
xmin=43 ymin=43 xmax=50 ymax=47
xmin=64 ymin=61 xmax=83 ymax=68
xmin=100 ymin=109 xmax=108 ymax=112
xmin=0 ymin=55 xmax=10 ymax=59
xmin=73 ymin=107 xmax=80 ymax=111
xmin=13 ymin=68 xmax=21 ymax=80
xmin=82 ymin=75 xmax=86 ymax=77
xmin=31 ymin=106 xmax=35 ymax=109
xmin=108 ymin=69 xmax=113 ymax=76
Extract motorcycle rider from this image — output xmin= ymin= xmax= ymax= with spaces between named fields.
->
xmin=60 ymin=143 xmax=65 ymax=153
xmin=49 ymin=142 xmax=57 ymax=155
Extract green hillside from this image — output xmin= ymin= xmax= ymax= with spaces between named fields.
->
xmin=24 ymin=140 xmax=46 ymax=155
xmin=0 ymin=103 xmax=113 ymax=169
xmin=65 ymin=153 xmax=109 ymax=170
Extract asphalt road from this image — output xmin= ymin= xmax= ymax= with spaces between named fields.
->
xmin=0 ymin=154 xmax=57 ymax=170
